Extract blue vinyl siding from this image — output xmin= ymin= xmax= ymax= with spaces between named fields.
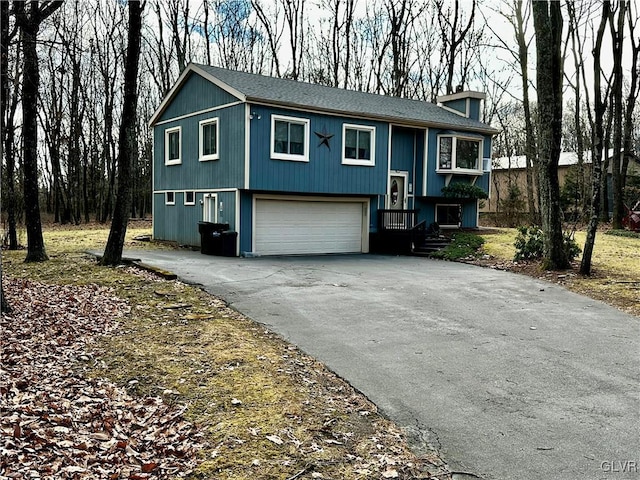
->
xmin=442 ymin=98 xmax=466 ymax=116
xmin=469 ymin=99 xmax=482 ymax=121
xmin=248 ymin=105 xmax=387 ymax=195
xmin=239 ymin=191 xmax=253 ymax=254
xmin=159 ymin=73 xmax=239 ymax=122
xmin=391 ymin=126 xmax=415 ymax=173
xmin=153 ymin=190 xmax=238 ymax=246
xmin=154 ymin=104 xmax=245 ymax=191
xmin=390 ymin=126 xmax=425 ymax=196
xmin=414 ymin=198 xmax=477 ymax=228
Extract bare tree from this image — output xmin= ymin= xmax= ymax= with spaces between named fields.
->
xmin=532 ymin=0 xmax=569 ymax=270
xmin=435 ymin=0 xmax=476 ymax=94
xmin=581 ymin=1 xmax=610 ymax=276
xmin=281 ymin=0 xmax=306 ymax=80
xmin=15 ymin=0 xmax=63 ymax=263
xmin=621 ymin=3 xmax=640 ymax=208
xmin=608 ymin=1 xmax=628 ymax=228
xmin=165 ymin=0 xmax=192 ymax=73
xmin=1 ymin=1 xmax=15 ymax=313
xmin=251 ymin=0 xmax=283 ymax=76
xmin=385 ymin=0 xmax=425 ymax=97
xmin=565 ymin=0 xmax=593 ymax=221
xmin=487 ymin=0 xmax=538 ymax=223
xmin=1 ymin=1 xmax=20 ymax=250
xmin=101 ymin=0 xmax=144 ymax=266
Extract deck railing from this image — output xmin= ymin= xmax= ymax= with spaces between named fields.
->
xmin=378 ymin=209 xmax=419 ymax=231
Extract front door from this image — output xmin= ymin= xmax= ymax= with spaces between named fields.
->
xmin=389 ymin=175 xmax=406 ymax=210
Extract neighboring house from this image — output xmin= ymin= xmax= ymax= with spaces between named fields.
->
xmin=150 ymin=63 xmax=498 ymax=256
xmin=482 ymin=151 xmax=640 ymax=215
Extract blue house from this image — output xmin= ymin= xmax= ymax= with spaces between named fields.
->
xmin=149 ymin=63 xmax=498 ymax=256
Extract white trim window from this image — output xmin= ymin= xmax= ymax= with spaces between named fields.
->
xmin=435 ymin=203 xmax=462 ymax=228
xmin=437 ymin=135 xmax=483 ymax=173
xmin=342 ymin=124 xmax=375 ymax=166
xmin=165 ymin=126 xmax=182 ymax=165
xmin=270 ymin=114 xmax=310 ymax=162
xmin=199 ymin=118 xmax=219 ymax=161
xmin=184 ymin=191 xmax=195 ymax=206
xmin=165 ymin=191 xmax=176 ymax=205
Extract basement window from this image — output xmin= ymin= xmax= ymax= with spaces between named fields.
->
xmin=435 ymin=204 xmax=461 ymax=228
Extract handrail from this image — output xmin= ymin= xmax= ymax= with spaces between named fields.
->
xmin=378 ymin=209 xmax=419 ymax=231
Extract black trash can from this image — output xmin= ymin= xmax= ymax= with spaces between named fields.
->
xmin=198 ymin=222 xmax=229 ymax=255
xmin=221 ymin=231 xmax=238 ymax=257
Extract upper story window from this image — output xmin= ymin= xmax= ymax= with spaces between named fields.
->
xmin=165 ymin=191 xmax=175 ymax=205
xmin=165 ymin=126 xmax=182 ymax=165
xmin=342 ymin=124 xmax=375 ymax=166
xmin=437 ymin=135 xmax=482 ymax=173
xmin=199 ymin=118 xmax=219 ymax=161
xmin=271 ymin=114 xmax=310 ymax=162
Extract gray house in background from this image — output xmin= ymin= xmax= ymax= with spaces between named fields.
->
xmin=149 ymin=63 xmax=498 ymax=256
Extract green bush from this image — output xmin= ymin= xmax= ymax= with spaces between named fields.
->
xmin=441 ymin=183 xmax=489 ymax=200
xmin=431 ymin=232 xmax=485 ymax=260
xmin=514 ymin=226 xmax=581 ymax=262
xmin=514 ymin=226 xmax=544 ymax=260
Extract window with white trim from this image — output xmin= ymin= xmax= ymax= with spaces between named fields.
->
xmin=437 ymin=135 xmax=482 ymax=173
xmin=184 ymin=191 xmax=195 ymax=205
xmin=271 ymin=114 xmax=310 ymax=162
xmin=165 ymin=191 xmax=175 ymax=205
xmin=435 ymin=204 xmax=462 ymax=228
xmin=342 ymin=124 xmax=375 ymax=166
xmin=165 ymin=126 xmax=182 ymax=165
xmin=199 ymin=118 xmax=219 ymax=161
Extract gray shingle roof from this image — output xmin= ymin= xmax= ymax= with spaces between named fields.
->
xmin=194 ymin=63 xmax=499 ymax=135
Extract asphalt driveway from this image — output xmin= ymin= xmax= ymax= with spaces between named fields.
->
xmin=123 ymin=250 xmax=639 ymax=480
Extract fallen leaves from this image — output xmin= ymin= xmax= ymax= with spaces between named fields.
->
xmin=0 ymin=278 xmax=205 ymax=479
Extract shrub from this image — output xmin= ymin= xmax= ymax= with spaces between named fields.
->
xmin=514 ymin=226 xmax=544 ymax=260
xmin=514 ymin=226 xmax=581 ymax=262
xmin=441 ymin=183 xmax=489 ymax=200
xmin=431 ymin=232 xmax=485 ymax=260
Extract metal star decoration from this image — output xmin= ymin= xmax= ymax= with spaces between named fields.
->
xmin=314 ymin=127 xmax=334 ymax=150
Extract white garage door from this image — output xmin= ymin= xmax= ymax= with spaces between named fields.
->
xmin=254 ymin=198 xmax=366 ymax=255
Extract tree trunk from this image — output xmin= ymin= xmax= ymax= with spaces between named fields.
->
xmin=532 ymin=0 xmax=568 ymax=270
xmin=101 ymin=0 xmax=143 ymax=266
xmin=17 ymin=2 xmax=51 ymax=262
xmin=580 ymin=1 xmax=609 ymax=276
xmin=1 ymin=1 xmax=13 ymax=313
xmin=609 ymin=1 xmax=627 ymax=229
xmin=2 ymin=1 xmax=19 ymax=250
xmin=514 ymin=0 xmax=538 ymax=224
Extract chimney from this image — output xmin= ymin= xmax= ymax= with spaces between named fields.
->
xmin=437 ymin=90 xmax=486 ymax=121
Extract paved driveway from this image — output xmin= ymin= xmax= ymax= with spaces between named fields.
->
xmin=124 ymin=250 xmax=639 ymax=480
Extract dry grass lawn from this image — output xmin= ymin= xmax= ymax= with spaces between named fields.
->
xmin=2 ymin=222 xmax=448 ymax=480
xmin=478 ymin=228 xmax=640 ymax=318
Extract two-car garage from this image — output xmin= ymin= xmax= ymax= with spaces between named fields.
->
xmin=252 ymin=196 xmax=370 ymax=256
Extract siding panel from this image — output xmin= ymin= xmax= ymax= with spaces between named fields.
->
xmin=159 ymin=73 xmax=239 ymax=122
xmin=153 ymin=190 xmax=238 ymax=246
xmin=248 ymin=105 xmax=387 ymax=195
xmin=154 ymin=104 xmax=245 ymax=192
